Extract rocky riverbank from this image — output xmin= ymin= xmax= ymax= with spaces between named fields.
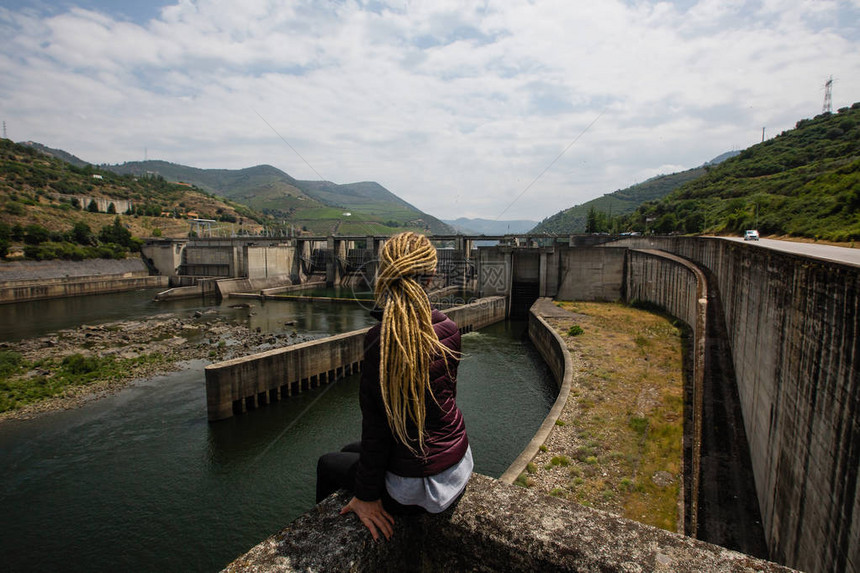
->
xmin=0 ymin=306 xmax=322 ymax=423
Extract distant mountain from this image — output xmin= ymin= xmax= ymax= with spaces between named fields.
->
xmin=18 ymin=141 xmax=91 ymax=168
xmin=444 ymin=217 xmax=538 ymax=235
xmin=530 ymin=151 xmax=740 ymax=235
xmin=704 ymin=150 xmax=741 ymax=166
xmin=293 ymin=179 xmax=453 ymax=235
xmin=106 ymin=161 xmax=454 ymax=235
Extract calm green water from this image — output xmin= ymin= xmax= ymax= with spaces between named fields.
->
xmin=0 ymin=291 xmax=555 ymax=572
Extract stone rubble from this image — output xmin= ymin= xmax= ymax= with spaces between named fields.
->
xmin=0 ymin=308 xmax=322 ymax=422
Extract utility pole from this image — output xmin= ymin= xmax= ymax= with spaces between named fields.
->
xmin=823 ymin=76 xmax=833 ymax=114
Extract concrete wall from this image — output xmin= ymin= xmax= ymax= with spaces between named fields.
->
xmin=499 ymin=299 xmax=573 ymax=485
xmin=556 ymin=246 xmax=626 ymax=301
xmin=614 ymin=237 xmax=860 ymax=573
xmin=205 ymin=297 xmax=507 ymax=421
xmin=625 ymin=248 xmax=709 ymax=539
xmin=0 ymin=273 xmax=168 ymax=304
xmin=182 ymin=244 xmax=235 ymax=277
xmin=215 ymin=276 xmax=294 ymax=299
xmin=245 ymin=246 xmax=295 ymax=280
xmin=224 ymin=474 xmax=797 ymax=573
xmin=141 ymin=240 xmax=185 ymax=277
xmin=0 ymin=258 xmax=168 ymax=304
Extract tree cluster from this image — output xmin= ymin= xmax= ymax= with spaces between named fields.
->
xmin=0 ymin=217 xmax=142 ymax=261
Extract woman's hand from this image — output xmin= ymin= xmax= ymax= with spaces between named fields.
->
xmin=340 ymin=496 xmax=395 ymax=541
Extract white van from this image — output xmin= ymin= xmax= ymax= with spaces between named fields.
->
xmin=744 ymin=230 xmax=760 ymax=241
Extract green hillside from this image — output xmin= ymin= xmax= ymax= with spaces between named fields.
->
xmin=0 ymin=139 xmax=268 ymax=260
xmin=530 ymin=166 xmax=710 ymax=234
xmin=623 ymin=103 xmax=860 ymax=240
xmin=294 ymin=180 xmax=453 ymax=234
xmin=107 ymin=161 xmax=454 ymax=235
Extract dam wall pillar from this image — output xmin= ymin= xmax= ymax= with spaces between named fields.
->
xmin=141 ymin=239 xmax=185 ymax=278
xmin=326 ymin=236 xmax=348 ymax=286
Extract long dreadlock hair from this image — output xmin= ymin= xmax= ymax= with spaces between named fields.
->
xmin=374 ymin=231 xmax=457 ymax=454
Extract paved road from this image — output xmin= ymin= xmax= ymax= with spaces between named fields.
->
xmin=721 ymin=237 xmax=860 ymax=267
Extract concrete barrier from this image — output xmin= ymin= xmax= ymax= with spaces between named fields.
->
xmin=625 ymin=248 xmax=708 ymax=538
xmin=0 ymin=273 xmax=168 ymax=304
xmin=215 ymin=275 xmax=294 ymax=298
xmin=614 ymin=237 xmax=860 ymax=573
xmin=205 ymin=296 xmax=507 ymax=421
xmin=223 ymin=474 xmax=797 ymax=573
xmin=499 ymin=298 xmax=573 ymax=484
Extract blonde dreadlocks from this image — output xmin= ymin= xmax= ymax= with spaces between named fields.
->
xmin=374 ymin=232 xmax=455 ymax=454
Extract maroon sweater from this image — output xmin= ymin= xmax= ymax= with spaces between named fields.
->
xmin=353 ymin=309 xmax=469 ymax=502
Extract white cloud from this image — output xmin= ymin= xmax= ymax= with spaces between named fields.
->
xmin=1 ymin=0 xmax=859 ymax=221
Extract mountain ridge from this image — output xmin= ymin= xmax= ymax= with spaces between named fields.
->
xmin=106 ymin=160 xmax=454 ymax=235
xmin=528 ymin=158 xmax=728 ymax=234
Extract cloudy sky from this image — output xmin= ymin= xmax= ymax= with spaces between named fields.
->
xmin=1 ymin=0 xmax=858 ymax=222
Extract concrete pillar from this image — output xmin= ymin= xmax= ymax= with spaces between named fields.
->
xmin=326 ymin=236 xmax=348 ymax=286
xmin=539 ymin=251 xmax=548 ymax=297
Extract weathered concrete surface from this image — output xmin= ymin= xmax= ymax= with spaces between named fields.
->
xmin=224 ymin=474 xmax=798 ymax=573
xmin=476 ymin=245 xmax=627 ymax=309
xmin=0 ymin=258 xmax=167 ymax=304
xmin=614 ymin=237 xmax=860 ymax=573
xmin=625 ymin=249 xmax=707 ymax=539
xmin=205 ymin=297 xmax=507 ymax=420
xmin=215 ymin=275 xmax=294 ymax=298
xmin=624 ymin=248 xmax=768 ymax=557
xmin=556 ymin=246 xmax=626 ymax=301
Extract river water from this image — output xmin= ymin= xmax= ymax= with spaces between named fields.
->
xmin=0 ymin=289 xmax=555 ymax=572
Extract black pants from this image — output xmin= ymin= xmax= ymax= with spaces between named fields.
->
xmin=315 ymin=442 xmax=424 ymax=515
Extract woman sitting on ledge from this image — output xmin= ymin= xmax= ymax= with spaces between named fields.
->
xmin=315 ymin=231 xmax=472 ymax=541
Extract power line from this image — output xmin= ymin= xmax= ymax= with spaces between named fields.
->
xmin=253 ymin=109 xmax=381 ymax=237
xmin=253 ymin=109 xmax=328 ymax=182
xmin=494 ymin=109 xmax=604 ymax=221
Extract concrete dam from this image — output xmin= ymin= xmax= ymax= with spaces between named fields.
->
xmin=146 ymin=234 xmax=855 ymax=573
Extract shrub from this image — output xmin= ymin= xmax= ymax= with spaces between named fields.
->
xmin=567 ymin=325 xmax=584 ymax=336
xmin=5 ymin=201 xmax=24 ymax=216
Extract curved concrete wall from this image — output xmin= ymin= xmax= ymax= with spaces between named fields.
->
xmin=625 ymin=249 xmax=708 ymax=539
xmin=616 ymin=237 xmax=859 ymax=573
xmin=499 ymin=299 xmax=573 ymax=484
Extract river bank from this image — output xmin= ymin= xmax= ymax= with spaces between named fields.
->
xmin=0 ymin=304 xmax=322 ymax=422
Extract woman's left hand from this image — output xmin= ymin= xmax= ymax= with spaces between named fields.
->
xmin=340 ymin=496 xmax=395 ymax=541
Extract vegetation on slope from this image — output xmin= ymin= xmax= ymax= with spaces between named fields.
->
xmin=107 ymin=161 xmax=454 ymax=235
xmin=0 ymin=139 xmax=265 ymax=260
xmin=530 ymin=166 xmax=709 ymax=234
xmin=620 ymin=103 xmax=860 ymax=240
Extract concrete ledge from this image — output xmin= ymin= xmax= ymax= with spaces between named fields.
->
xmin=224 ymin=474 xmax=797 ymax=573
xmin=0 ymin=273 xmax=168 ymax=304
xmin=205 ymin=297 xmax=507 ymax=420
xmin=499 ymin=298 xmax=573 ymax=484
xmin=216 ymin=275 xmax=294 ymax=298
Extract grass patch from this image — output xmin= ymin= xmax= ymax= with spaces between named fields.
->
xmin=0 ymin=352 xmax=167 ymax=413
xmin=542 ymin=300 xmax=684 ymax=532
